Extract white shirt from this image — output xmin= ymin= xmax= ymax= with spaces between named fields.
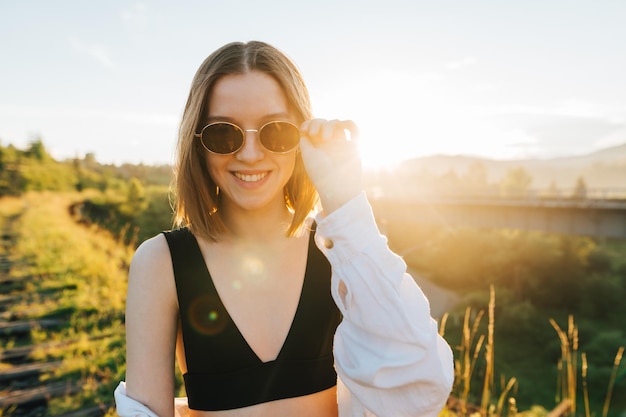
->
xmin=115 ymin=192 xmax=454 ymax=417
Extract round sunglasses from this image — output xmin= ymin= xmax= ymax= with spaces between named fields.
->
xmin=194 ymin=121 xmax=300 ymax=154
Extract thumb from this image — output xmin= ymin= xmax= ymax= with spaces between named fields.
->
xmin=298 ymin=134 xmax=314 ymax=153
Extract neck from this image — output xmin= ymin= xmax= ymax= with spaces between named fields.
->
xmin=219 ymin=200 xmax=293 ymax=243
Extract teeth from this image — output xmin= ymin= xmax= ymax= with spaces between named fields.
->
xmin=234 ymin=172 xmax=268 ymax=182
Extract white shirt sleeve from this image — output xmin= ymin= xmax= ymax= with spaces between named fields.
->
xmin=115 ymin=382 xmax=191 ymax=417
xmin=314 ymin=192 xmax=454 ymax=417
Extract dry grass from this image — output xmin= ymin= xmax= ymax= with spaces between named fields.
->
xmin=442 ymin=288 xmax=624 ymax=417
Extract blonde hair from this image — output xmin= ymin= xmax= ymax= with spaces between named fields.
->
xmin=172 ymin=41 xmax=318 ymax=240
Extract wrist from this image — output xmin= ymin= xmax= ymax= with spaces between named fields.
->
xmin=319 ymin=188 xmax=362 ymax=214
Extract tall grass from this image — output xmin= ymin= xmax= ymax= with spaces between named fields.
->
xmin=442 ymin=288 xmax=624 ymax=417
xmin=443 ymin=285 xmax=518 ymax=417
xmin=602 ymin=347 xmax=624 ymax=417
xmin=550 ymin=317 xmax=624 ymax=417
xmin=481 ymin=285 xmax=496 ymax=416
xmin=550 ymin=316 xmax=579 ymax=416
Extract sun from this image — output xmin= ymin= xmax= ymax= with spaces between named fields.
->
xmin=357 ymin=127 xmax=406 ymax=170
xmin=316 ymin=68 xmax=524 ymax=169
xmin=324 ymin=70 xmax=459 ymax=170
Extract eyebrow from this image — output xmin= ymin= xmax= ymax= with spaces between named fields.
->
xmin=206 ymin=112 xmax=293 ymax=124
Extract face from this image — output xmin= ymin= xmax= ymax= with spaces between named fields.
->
xmin=203 ymin=71 xmax=298 ymax=215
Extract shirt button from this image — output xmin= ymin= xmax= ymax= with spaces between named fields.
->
xmin=323 ymin=239 xmax=334 ymax=249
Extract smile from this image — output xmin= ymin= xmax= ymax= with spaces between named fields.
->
xmin=233 ymin=172 xmax=269 ymax=182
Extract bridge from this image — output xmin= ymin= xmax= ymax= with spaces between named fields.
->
xmin=369 ymin=193 xmax=626 ymax=239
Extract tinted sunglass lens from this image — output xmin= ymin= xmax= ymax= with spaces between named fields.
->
xmin=202 ymin=123 xmax=243 ymax=154
xmin=260 ymin=122 xmax=300 ymax=152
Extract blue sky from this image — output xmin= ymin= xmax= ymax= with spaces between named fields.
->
xmin=1 ymin=1 xmax=625 ymax=167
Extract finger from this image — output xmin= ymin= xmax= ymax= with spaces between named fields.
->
xmin=338 ymin=120 xmax=359 ymax=141
xmin=308 ymin=119 xmax=324 ymax=138
xmin=300 ymin=118 xmax=359 ymax=146
xmin=323 ymin=119 xmax=359 ymax=144
xmin=300 ymin=119 xmax=326 ymax=145
xmin=300 ymin=120 xmax=310 ymax=132
xmin=322 ymin=120 xmax=339 ymax=141
xmin=298 ymin=133 xmax=313 ymax=152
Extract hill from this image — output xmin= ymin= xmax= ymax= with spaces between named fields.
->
xmin=390 ymin=142 xmax=626 ymax=191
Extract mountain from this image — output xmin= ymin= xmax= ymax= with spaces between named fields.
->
xmin=563 ymin=142 xmax=626 ymax=165
xmin=392 ymin=142 xmax=626 ymax=190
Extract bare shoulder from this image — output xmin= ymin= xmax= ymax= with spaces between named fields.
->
xmin=127 ymin=233 xmax=177 ymax=308
xmin=131 ymin=233 xmax=171 ymax=271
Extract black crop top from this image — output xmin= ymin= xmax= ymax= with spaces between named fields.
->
xmin=163 ymin=227 xmax=342 ymax=411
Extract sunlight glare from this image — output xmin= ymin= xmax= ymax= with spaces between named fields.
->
xmin=242 ymin=256 xmax=266 ymax=284
xmin=319 ymin=69 xmax=531 ymax=169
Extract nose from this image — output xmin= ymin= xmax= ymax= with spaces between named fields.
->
xmin=235 ymin=129 xmax=265 ymax=162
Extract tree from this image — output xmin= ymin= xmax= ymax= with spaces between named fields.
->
xmin=0 ymin=144 xmax=24 ymax=194
xmin=120 ymin=177 xmax=148 ymax=216
xmin=438 ymin=169 xmax=460 ymax=196
xmin=543 ymin=180 xmax=559 ymax=199
xmin=462 ymin=161 xmax=489 ymax=196
xmin=571 ymin=176 xmax=587 ymax=199
xmin=500 ymin=166 xmax=532 ymax=198
xmin=25 ymin=138 xmax=50 ymax=161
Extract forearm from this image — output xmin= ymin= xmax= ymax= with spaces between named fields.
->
xmin=315 ymin=193 xmax=454 ymax=416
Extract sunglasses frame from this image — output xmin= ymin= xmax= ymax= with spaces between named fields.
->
xmin=194 ymin=120 xmax=300 ymax=155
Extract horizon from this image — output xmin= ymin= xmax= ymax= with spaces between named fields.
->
xmin=1 ymin=1 xmax=625 ymax=168
xmin=6 ymin=135 xmax=625 ymax=170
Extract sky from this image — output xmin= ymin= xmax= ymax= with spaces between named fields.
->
xmin=1 ymin=0 xmax=625 ymax=168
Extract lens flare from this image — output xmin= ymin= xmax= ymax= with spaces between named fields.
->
xmin=188 ymin=294 xmax=228 ymax=336
xmin=241 ymin=256 xmax=266 ymax=284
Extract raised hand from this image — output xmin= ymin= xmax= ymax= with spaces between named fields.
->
xmin=299 ymin=119 xmax=363 ymax=214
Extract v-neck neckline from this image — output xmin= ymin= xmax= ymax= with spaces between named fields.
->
xmin=189 ymin=232 xmax=313 ymax=364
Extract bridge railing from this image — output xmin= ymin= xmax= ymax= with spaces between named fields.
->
xmin=367 ymin=187 xmax=626 ymax=239
xmin=366 ymin=186 xmax=626 ymax=205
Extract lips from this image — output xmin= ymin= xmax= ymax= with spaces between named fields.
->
xmin=233 ymin=171 xmax=269 ymax=182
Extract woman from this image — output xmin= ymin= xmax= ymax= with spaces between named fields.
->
xmin=115 ymin=41 xmax=453 ymax=417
